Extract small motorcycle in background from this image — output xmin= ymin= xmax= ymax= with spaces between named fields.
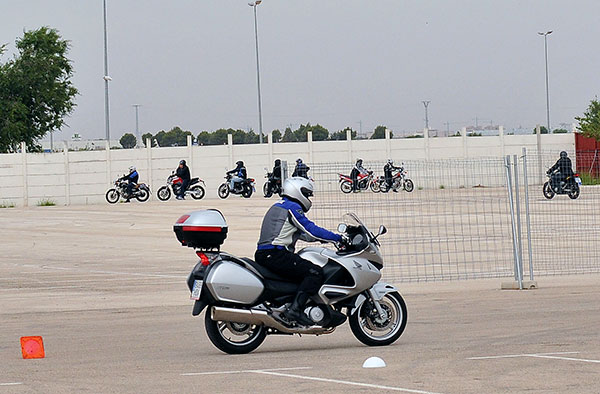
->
xmin=218 ymin=174 xmax=255 ymax=199
xmin=338 ymin=171 xmax=374 ymax=193
xmin=263 ymin=169 xmax=282 ymax=198
xmin=105 ymin=177 xmax=150 ymax=203
xmin=157 ymin=172 xmax=206 ymax=201
xmin=380 ymin=166 xmax=414 ymax=193
xmin=543 ymin=172 xmax=581 ymax=200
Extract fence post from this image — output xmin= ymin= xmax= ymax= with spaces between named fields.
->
xmin=187 ymin=135 xmax=193 ymax=173
xmin=499 ymin=126 xmax=505 ymax=157
xmin=63 ymin=141 xmax=70 ymax=205
xmin=227 ymin=133 xmax=233 ymax=168
xmin=513 ymin=154 xmax=525 ymax=284
xmin=307 ymin=131 xmax=313 ymax=162
xmin=504 ymin=155 xmax=523 ymax=289
xmin=522 ymin=147 xmax=534 ymax=281
xmin=346 ymin=128 xmax=353 ymax=162
xmin=267 ymin=132 xmax=273 ymax=164
xmin=105 ymin=140 xmax=111 ymax=187
xmin=424 ymin=128 xmax=430 ymax=159
xmin=385 ymin=128 xmax=391 ymax=159
xmin=21 ymin=142 xmax=28 ymax=207
xmin=536 ymin=124 xmax=543 ymax=184
xmin=461 ymin=127 xmax=468 ymax=158
xmin=146 ymin=138 xmax=153 ymax=193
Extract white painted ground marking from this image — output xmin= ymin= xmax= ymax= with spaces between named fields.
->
xmin=181 ymin=366 xmax=312 ymax=376
xmin=468 ymin=351 xmax=579 ymax=360
xmin=468 ymin=351 xmax=600 ymax=364
xmin=252 ymin=370 xmax=443 ymax=394
xmin=11 ymin=263 xmax=183 ymax=279
xmin=0 ymin=382 xmax=23 ymax=386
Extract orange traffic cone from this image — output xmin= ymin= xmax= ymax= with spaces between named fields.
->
xmin=20 ymin=336 xmax=45 ymax=359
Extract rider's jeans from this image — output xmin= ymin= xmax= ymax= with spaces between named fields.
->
xmin=230 ymin=176 xmax=242 ymax=191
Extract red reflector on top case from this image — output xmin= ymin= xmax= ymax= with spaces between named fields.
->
xmin=196 ymin=252 xmax=211 ymax=266
xmin=182 ymin=226 xmax=222 ymax=232
xmin=176 ymin=215 xmax=190 ymax=224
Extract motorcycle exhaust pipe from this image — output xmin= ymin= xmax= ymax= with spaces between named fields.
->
xmin=210 ymin=306 xmax=334 ymax=335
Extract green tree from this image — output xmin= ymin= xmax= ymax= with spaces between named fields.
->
xmin=210 ymin=129 xmax=229 ymax=145
xmin=141 ymin=132 xmax=153 ymax=146
xmin=532 ymin=126 xmax=549 ymax=134
xmin=552 ymin=128 xmax=568 ymax=134
xmin=576 ymin=99 xmax=600 ymax=141
xmin=271 ymin=129 xmax=281 ymax=142
xmin=245 ymin=130 xmax=259 ymax=144
xmin=197 ymin=131 xmax=210 ymax=145
xmin=0 ymin=27 xmax=78 ymax=153
xmin=154 ymin=126 xmax=192 ymax=147
xmin=330 ymin=127 xmax=357 ymax=140
xmin=310 ymin=123 xmax=329 ymax=141
xmin=371 ymin=125 xmax=391 ymax=139
xmin=281 ymin=127 xmax=296 ymax=142
xmin=119 ymin=133 xmax=136 ymax=149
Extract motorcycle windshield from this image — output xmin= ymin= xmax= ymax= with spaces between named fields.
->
xmin=342 ymin=213 xmax=372 ymax=235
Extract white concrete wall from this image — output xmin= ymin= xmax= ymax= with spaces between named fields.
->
xmin=0 ymin=132 xmax=574 ymax=207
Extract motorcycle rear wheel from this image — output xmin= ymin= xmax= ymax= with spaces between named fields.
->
xmin=542 ymin=182 xmax=555 ymax=199
xmin=370 ymin=180 xmax=381 ymax=193
xmin=105 ymin=189 xmax=120 ymax=204
xmin=404 ymin=179 xmax=414 ymax=192
xmin=242 ymin=185 xmax=253 ymax=198
xmin=349 ymin=291 xmax=407 ymax=347
xmin=218 ymin=183 xmax=230 ymax=199
xmin=204 ymin=312 xmax=266 ymax=354
xmin=340 ymin=181 xmax=353 ymax=194
xmin=190 ymin=185 xmax=205 ymax=200
xmin=136 ymin=188 xmax=150 ymax=202
xmin=157 ymin=186 xmax=171 ymax=201
xmin=568 ymin=184 xmax=580 ymax=199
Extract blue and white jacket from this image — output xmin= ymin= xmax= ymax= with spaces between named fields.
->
xmin=257 ymin=197 xmax=342 ymax=252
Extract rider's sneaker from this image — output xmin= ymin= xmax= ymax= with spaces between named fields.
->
xmin=176 ymin=195 xmax=184 ymax=200
xmin=124 ymin=199 xmax=130 ymax=203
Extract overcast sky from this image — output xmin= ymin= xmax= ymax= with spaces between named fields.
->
xmin=2 ymin=0 xmax=599 ymax=140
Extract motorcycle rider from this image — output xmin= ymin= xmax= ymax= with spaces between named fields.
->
xmin=271 ymin=159 xmax=282 ymax=190
xmin=119 ymin=166 xmax=139 ymax=202
xmin=255 ymin=177 xmax=343 ymax=326
xmin=176 ymin=160 xmax=191 ymax=200
xmin=383 ymin=159 xmax=401 ymax=192
xmin=547 ymin=151 xmax=574 ymax=192
xmin=350 ymin=158 xmax=368 ymax=192
xmin=292 ymin=158 xmax=310 ymax=179
xmin=227 ymin=160 xmax=247 ymax=192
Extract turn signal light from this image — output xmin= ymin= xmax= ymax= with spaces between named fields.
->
xmin=176 ymin=215 xmax=190 ymax=224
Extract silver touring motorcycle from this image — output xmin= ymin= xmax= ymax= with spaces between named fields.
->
xmin=175 ymin=209 xmax=408 ymax=354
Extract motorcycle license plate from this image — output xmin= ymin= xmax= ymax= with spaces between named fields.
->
xmin=190 ymin=280 xmax=203 ymax=300
xmin=575 ymin=177 xmax=582 ymax=185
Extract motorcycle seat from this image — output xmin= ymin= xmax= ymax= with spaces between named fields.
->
xmin=240 ymin=257 xmax=291 ymax=282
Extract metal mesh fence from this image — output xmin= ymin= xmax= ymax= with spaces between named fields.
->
xmin=518 ymin=150 xmax=600 ymax=277
xmin=307 ymin=158 xmax=515 ymax=282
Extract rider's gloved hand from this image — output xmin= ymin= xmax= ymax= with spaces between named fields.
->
xmin=337 ymin=234 xmax=350 ymax=250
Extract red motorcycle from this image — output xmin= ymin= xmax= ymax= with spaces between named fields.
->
xmin=157 ymin=172 xmax=206 ymax=201
xmin=338 ymin=171 xmax=374 ymax=193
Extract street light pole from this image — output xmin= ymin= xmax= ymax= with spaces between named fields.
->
xmin=103 ymin=0 xmax=111 ymax=143
xmin=249 ymin=1 xmax=264 ymax=144
xmin=132 ymin=104 xmax=141 ymax=147
xmin=538 ymin=30 xmax=552 ymax=133
xmin=422 ymin=101 xmax=431 ymax=129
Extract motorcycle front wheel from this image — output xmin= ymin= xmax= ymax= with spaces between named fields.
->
xmin=542 ymin=182 xmax=555 ymax=199
xmin=404 ymin=179 xmax=414 ymax=192
xmin=204 ymin=312 xmax=267 ymax=354
xmin=157 ymin=186 xmax=171 ymax=201
xmin=136 ymin=188 xmax=150 ymax=202
xmin=340 ymin=181 xmax=353 ymax=194
xmin=218 ymin=183 xmax=230 ymax=199
xmin=349 ymin=291 xmax=407 ymax=347
xmin=263 ymin=182 xmax=273 ymax=198
xmin=105 ymin=189 xmax=120 ymax=204
xmin=190 ymin=185 xmax=205 ymax=200
xmin=568 ymin=184 xmax=580 ymax=200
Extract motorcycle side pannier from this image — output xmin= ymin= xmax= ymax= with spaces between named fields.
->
xmin=173 ymin=209 xmax=228 ymax=249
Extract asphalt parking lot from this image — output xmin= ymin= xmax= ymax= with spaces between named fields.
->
xmin=1 ymin=199 xmax=599 ymax=393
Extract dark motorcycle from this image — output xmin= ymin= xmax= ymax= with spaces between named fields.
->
xmin=157 ymin=172 xmax=206 ymax=201
xmin=263 ymin=169 xmax=282 ymax=198
xmin=379 ymin=166 xmax=414 ymax=193
xmin=218 ymin=174 xmax=255 ymax=199
xmin=543 ymin=171 xmax=581 ymax=200
xmin=105 ymin=177 xmax=150 ymax=203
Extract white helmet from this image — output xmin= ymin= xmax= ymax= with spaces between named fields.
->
xmin=129 ymin=166 xmax=136 ymax=173
xmin=387 ymin=158 xmax=393 ymax=165
xmin=282 ymin=177 xmax=314 ymax=212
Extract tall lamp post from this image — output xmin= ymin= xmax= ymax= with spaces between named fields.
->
xmin=248 ymin=0 xmax=264 ymax=144
xmin=132 ymin=104 xmax=141 ymax=147
xmin=538 ymin=30 xmax=552 ymax=133
xmin=103 ymin=0 xmax=112 ymax=143
xmin=422 ymin=101 xmax=431 ymax=129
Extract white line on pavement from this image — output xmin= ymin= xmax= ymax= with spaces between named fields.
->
xmin=181 ymin=366 xmax=312 ymax=376
xmin=253 ymin=370 xmax=444 ymax=394
xmin=468 ymin=351 xmax=580 ymax=360
xmin=529 ymin=354 xmax=600 ymax=364
xmin=0 ymin=382 xmax=23 ymax=386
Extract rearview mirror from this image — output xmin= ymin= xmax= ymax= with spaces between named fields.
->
xmin=337 ymin=223 xmax=347 ymax=233
xmin=378 ymin=225 xmax=387 ymax=236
